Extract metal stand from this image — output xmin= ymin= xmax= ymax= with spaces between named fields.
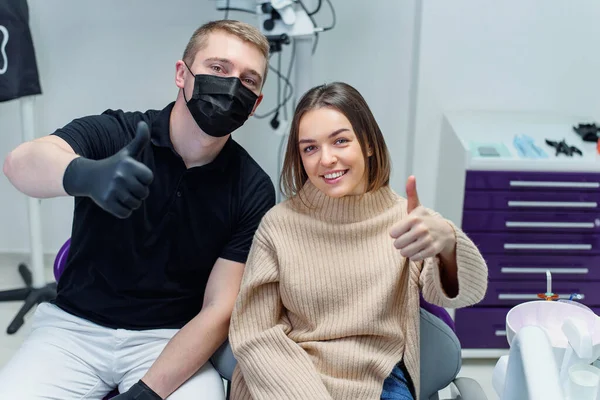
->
xmin=0 ymin=96 xmax=56 ymax=334
xmin=404 ymin=0 xmax=423 ymax=178
xmin=291 ymin=34 xmax=313 ymax=106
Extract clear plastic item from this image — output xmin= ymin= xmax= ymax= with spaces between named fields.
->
xmin=567 ymin=363 xmax=600 ymax=400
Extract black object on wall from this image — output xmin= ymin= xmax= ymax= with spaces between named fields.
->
xmin=0 ymin=0 xmax=42 ymax=103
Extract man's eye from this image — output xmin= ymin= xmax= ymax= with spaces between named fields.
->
xmin=211 ymin=65 xmax=223 ymax=73
xmin=243 ymin=78 xmax=256 ymax=86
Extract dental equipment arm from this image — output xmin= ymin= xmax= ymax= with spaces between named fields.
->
xmin=451 ymin=377 xmax=489 ymax=400
xmin=212 ymin=0 xmax=318 ymax=38
xmin=501 ymin=326 xmax=565 ymax=400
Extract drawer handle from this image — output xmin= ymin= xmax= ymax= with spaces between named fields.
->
xmin=498 ymin=293 xmax=585 ymax=300
xmin=509 ymin=180 xmax=600 ymax=189
xmin=508 ymin=201 xmax=598 ymax=208
xmin=505 ymin=221 xmax=595 ymax=229
xmin=504 ymin=244 xmax=592 ymax=250
xmin=501 ymin=267 xmax=589 ymax=275
xmin=495 ymin=330 xmax=507 ymax=337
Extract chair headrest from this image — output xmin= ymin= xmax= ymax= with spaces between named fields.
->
xmin=211 ymin=339 xmax=237 ymax=381
xmin=419 ymin=308 xmax=462 ymax=399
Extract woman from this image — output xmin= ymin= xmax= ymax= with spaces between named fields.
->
xmin=229 ymin=82 xmax=488 ymax=400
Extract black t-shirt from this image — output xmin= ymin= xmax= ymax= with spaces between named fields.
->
xmin=51 ymin=102 xmax=275 ymax=330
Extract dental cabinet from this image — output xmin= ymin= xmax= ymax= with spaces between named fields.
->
xmin=434 ymin=111 xmax=600 ymax=358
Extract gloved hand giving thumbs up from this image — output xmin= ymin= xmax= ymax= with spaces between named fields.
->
xmin=63 ymin=121 xmax=154 ymax=219
xmin=389 ymin=176 xmax=455 ymax=261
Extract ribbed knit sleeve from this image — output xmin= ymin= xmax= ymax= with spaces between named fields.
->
xmin=229 ymin=221 xmax=333 ymax=400
xmin=419 ymin=218 xmax=488 ymax=308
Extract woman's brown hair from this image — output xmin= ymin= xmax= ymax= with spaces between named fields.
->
xmin=280 ymin=82 xmax=391 ymax=199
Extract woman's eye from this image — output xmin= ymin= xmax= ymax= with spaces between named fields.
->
xmin=335 ymin=138 xmax=349 ymax=144
xmin=303 ymin=146 xmax=315 ymax=153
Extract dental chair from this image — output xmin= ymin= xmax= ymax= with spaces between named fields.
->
xmin=211 ymin=307 xmax=488 ymax=400
xmin=54 ymin=239 xmax=487 ymax=400
xmin=418 ymin=305 xmax=488 ymax=400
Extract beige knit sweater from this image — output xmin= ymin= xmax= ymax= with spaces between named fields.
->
xmin=229 ymin=182 xmax=488 ymax=400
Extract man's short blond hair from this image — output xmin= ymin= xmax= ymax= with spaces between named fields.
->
xmin=183 ymin=20 xmax=270 ymax=84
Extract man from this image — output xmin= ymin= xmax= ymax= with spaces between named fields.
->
xmin=0 ymin=20 xmax=275 ymax=400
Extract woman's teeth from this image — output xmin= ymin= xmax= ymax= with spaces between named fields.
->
xmin=324 ymin=171 xmax=346 ymax=179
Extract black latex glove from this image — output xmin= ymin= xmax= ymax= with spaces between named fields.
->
xmin=111 ymin=380 xmax=163 ymax=400
xmin=63 ymin=121 xmax=154 ymax=219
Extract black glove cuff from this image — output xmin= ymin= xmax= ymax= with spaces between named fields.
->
xmin=62 ymin=156 xmax=90 ymax=197
xmin=129 ymin=380 xmax=163 ymax=400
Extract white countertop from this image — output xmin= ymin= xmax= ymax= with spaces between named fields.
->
xmin=444 ymin=111 xmax=600 ymax=172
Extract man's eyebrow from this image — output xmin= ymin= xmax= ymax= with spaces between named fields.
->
xmin=204 ymin=57 xmax=233 ymax=66
xmin=204 ymin=57 xmax=263 ymax=85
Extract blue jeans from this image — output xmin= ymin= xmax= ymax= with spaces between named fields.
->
xmin=381 ymin=362 xmax=415 ymax=400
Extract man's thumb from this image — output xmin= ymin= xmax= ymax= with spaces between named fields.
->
xmin=406 ymin=175 xmax=421 ymax=213
xmin=126 ymin=121 xmax=150 ymax=158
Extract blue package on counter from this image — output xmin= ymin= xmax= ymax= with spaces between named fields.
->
xmin=513 ymin=134 xmax=548 ymax=159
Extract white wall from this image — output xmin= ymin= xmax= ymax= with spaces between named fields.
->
xmin=9 ymin=0 xmax=600 ymax=254
xmin=413 ymin=0 xmax=600 ymax=210
xmin=0 ymin=0 xmax=417 ymax=253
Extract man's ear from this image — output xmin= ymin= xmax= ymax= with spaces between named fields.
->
xmin=249 ymin=93 xmax=264 ymax=116
xmin=175 ymin=60 xmax=187 ymax=90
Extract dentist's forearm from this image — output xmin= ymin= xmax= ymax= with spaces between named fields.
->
xmin=141 ymin=305 xmax=230 ymax=398
xmin=3 ymin=139 xmax=77 ymax=198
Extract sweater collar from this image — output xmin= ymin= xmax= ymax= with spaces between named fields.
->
xmin=292 ymin=181 xmax=399 ymax=223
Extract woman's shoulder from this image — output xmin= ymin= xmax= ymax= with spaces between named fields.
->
xmin=264 ymin=198 xmax=295 ymax=216
xmin=258 ymin=199 xmax=297 ymax=229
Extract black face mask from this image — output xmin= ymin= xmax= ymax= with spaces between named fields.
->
xmin=183 ymin=63 xmax=258 ymax=137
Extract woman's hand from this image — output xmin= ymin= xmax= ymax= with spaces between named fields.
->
xmin=389 ymin=176 xmax=456 ymax=261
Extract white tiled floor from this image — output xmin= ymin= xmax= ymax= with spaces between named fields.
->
xmin=0 ymin=254 xmax=499 ymax=399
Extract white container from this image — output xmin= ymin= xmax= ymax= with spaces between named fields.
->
xmin=506 ymin=300 xmax=600 ymax=366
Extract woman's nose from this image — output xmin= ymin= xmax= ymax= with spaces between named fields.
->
xmin=320 ymin=149 xmax=337 ymax=166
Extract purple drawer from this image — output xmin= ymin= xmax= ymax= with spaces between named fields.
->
xmin=455 ymin=307 xmax=509 ymax=349
xmin=463 ymin=190 xmax=600 ymax=211
xmin=466 ymin=170 xmax=600 ymax=192
xmin=468 ymin=233 xmax=600 ymax=255
xmin=455 ymin=306 xmax=600 ymax=349
xmin=462 ymin=210 xmax=600 ymax=233
xmin=480 ymin=281 xmax=600 ymax=306
xmin=485 ymin=254 xmax=600 ymax=281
